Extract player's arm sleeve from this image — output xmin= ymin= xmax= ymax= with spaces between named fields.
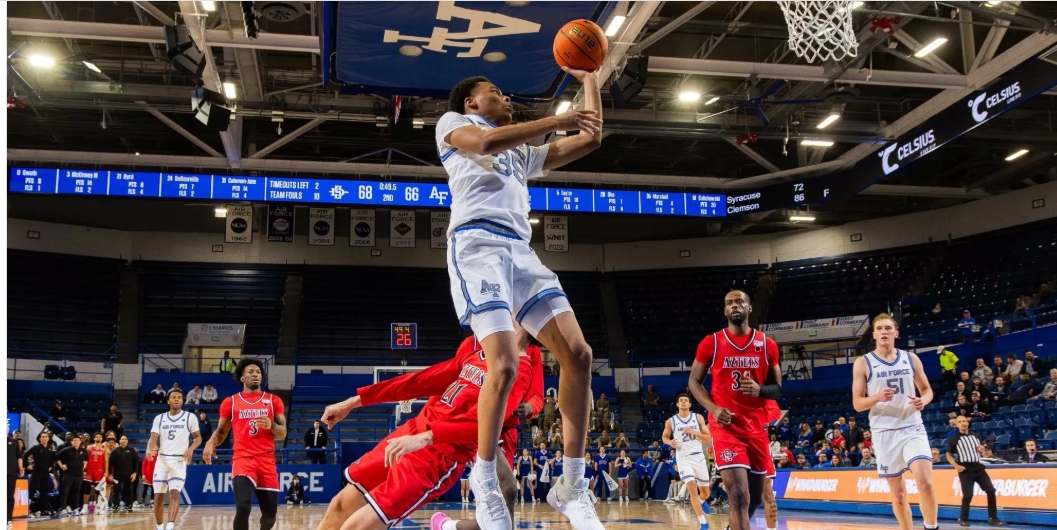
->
xmin=189 ymin=415 xmax=200 ymax=434
xmin=766 ymin=338 xmax=781 ymax=368
xmin=273 ymin=396 xmax=285 ymax=416
xmin=436 ymin=112 xmax=475 ymax=151
xmin=426 ymin=419 xmax=479 ymax=445
xmin=150 ymin=416 xmax=161 ymax=435
xmin=526 ymin=144 xmax=551 ymax=180
xmin=356 ymin=352 xmax=464 ymax=407
xmin=694 ymin=334 xmax=716 ymax=366
xmin=219 ymin=397 xmax=233 ymax=420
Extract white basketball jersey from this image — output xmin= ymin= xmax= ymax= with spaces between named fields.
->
xmin=435 ymin=112 xmax=550 ymax=241
xmin=864 ymin=349 xmax=923 ymax=432
xmin=670 ymin=412 xmax=705 ymax=456
xmin=151 ymin=411 xmax=200 ymax=457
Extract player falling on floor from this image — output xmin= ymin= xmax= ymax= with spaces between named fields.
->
xmin=203 ymin=358 xmax=288 ymax=530
xmin=316 ymin=324 xmax=543 ymax=530
xmin=146 ymin=388 xmax=201 ymax=530
xmin=689 ymin=290 xmax=781 ymax=530
xmin=852 ymin=314 xmax=939 ymax=530
xmin=438 ymin=63 xmax=604 ymax=530
xmin=662 ymin=394 xmax=713 ymax=530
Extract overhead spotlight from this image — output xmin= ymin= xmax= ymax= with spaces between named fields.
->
xmin=192 ymin=87 xmax=232 ymax=131
xmin=82 ymin=60 xmax=102 ymax=73
xmin=851 ymin=1 xmax=865 ymax=8
xmin=789 ymin=215 xmax=816 ymax=222
xmin=678 ymin=91 xmax=701 ymax=102
xmin=1004 ymin=149 xmax=1029 ymax=161
xmin=605 ymin=15 xmax=626 ymax=37
xmin=135 ymin=152 xmax=141 ymax=156
xmin=28 ymin=54 xmax=55 ymax=68
xmin=816 ymin=113 xmax=840 ymax=129
xmin=200 ymin=1 xmax=216 ymax=11
xmin=375 ymin=116 xmax=389 ymax=128
xmin=223 ymin=82 xmax=237 ymax=99
xmin=412 ymin=118 xmax=424 ymax=129
xmin=705 ymin=96 xmax=720 ymax=105
xmin=165 ymin=25 xmax=207 ymax=78
xmin=555 ymin=101 xmax=572 ymax=115
xmin=242 ymin=2 xmax=261 ymax=39
xmin=610 ymin=56 xmax=648 ymax=108
xmin=984 ymin=1 xmax=1001 ymax=6
xmin=801 ymin=139 xmax=834 ymax=147
xmin=529 ymin=218 xmax=541 ymax=224
xmin=914 ymin=37 xmax=948 ymax=57
xmin=215 ymin=207 xmax=228 ymax=218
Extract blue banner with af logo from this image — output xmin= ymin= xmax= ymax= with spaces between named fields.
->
xmin=268 ymin=205 xmax=295 ymax=243
xmin=181 ymin=465 xmax=343 ymax=505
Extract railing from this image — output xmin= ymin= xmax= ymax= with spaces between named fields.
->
xmin=141 ymin=353 xmax=271 ymax=375
xmin=905 ymin=301 xmax=1057 ymax=350
xmin=23 ymin=399 xmax=69 ymax=437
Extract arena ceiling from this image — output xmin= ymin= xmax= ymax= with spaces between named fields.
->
xmin=6 ymin=1 xmax=1057 ymax=240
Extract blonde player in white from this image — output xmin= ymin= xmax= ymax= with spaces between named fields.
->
xmin=852 ymin=314 xmax=938 ymax=530
xmin=147 ymin=389 xmax=202 ymax=530
xmin=662 ymin=394 xmax=712 ymax=530
xmin=438 ymin=66 xmax=604 ymax=530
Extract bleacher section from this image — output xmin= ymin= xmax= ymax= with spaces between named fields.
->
xmin=556 ymin=271 xmax=608 ymax=355
xmin=7 ymin=250 xmax=123 ymax=354
xmin=768 ymin=246 xmax=931 ymax=323
xmin=611 ymin=265 xmax=764 ymax=358
xmin=135 ymin=261 xmax=286 ymax=356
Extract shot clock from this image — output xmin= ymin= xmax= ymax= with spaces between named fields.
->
xmin=390 ymin=323 xmax=417 ymax=350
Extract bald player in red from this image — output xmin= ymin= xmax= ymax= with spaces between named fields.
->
xmin=689 ymin=290 xmax=782 ymax=530
xmin=316 ymin=325 xmax=543 ymax=530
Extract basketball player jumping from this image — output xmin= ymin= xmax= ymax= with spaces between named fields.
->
xmin=146 ymin=388 xmax=201 ymax=530
xmin=689 ymin=290 xmax=781 ymax=530
xmin=661 ymin=394 xmax=712 ymax=530
xmin=316 ymin=323 xmax=543 ymax=530
xmin=852 ymin=314 xmax=938 ymax=530
xmin=203 ymin=358 xmax=287 ymax=530
xmin=437 ymin=63 xmax=604 ymax=530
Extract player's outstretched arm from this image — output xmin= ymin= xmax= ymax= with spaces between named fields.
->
xmin=542 ymin=68 xmax=604 ymax=171
xmin=909 ymin=352 xmax=934 ymax=409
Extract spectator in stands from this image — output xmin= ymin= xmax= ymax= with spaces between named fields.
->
xmin=589 ymin=410 xmax=600 ymax=433
xmin=796 ymin=423 xmax=813 ymax=449
xmin=954 ymin=381 xmax=970 ymax=402
xmin=859 ymin=447 xmax=876 ymax=467
xmin=185 ymin=385 xmax=202 ymax=405
xmin=304 ymin=421 xmax=328 ymax=465
xmin=25 ymin=431 xmax=55 ymax=516
xmin=1028 ymin=369 xmax=1057 ymax=404
xmin=831 ymin=454 xmax=848 ymax=468
xmin=531 ymin=427 xmax=547 ymax=448
xmin=146 ymin=384 xmax=166 ymax=404
xmin=1024 ymin=350 xmax=1045 ymax=378
xmin=597 ymin=430 xmax=613 ymax=448
xmin=969 ymin=392 xmax=992 ymax=420
xmin=814 ymin=453 xmax=831 ymax=469
xmin=972 ymin=377 xmax=991 ymax=401
xmin=595 ymin=393 xmax=610 ymax=416
xmin=776 ymin=455 xmax=792 ymax=469
xmin=972 ymin=358 xmax=993 ymax=382
xmin=979 ymin=321 xmax=996 ymax=342
xmin=543 ymin=395 xmax=556 ymax=433
xmin=844 ymin=418 xmax=865 ymax=456
xmin=1038 ymin=283 xmax=1056 ymax=306
xmin=979 ymin=444 xmax=1001 ymax=464
xmin=939 ymin=348 xmax=959 ymax=389
xmin=1009 ymin=372 xmax=1043 ymax=404
xmin=614 ymin=431 xmax=630 ymax=449
xmin=952 ymin=395 xmax=972 ymax=418
xmin=642 ymin=385 xmax=661 ymax=407
xmin=825 ymin=422 xmax=841 ymax=444
xmin=49 ymin=401 xmax=67 ymax=424
xmin=958 ymin=310 xmax=976 ymax=342
xmin=796 ymin=454 xmax=811 ymax=469
xmin=777 ymin=417 xmax=794 ymax=443
xmin=816 ymin=442 xmax=832 ymax=460
xmin=1005 ymin=353 xmax=1024 ymax=379
xmin=1016 ymin=294 xmax=1032 ymax=316
xmin=811 ymin=420 xmax=826 ymax=446
xmin=549 ymin=418 xmax=563 ymax=446
xmin=647 ymin=441 xmax=662 ymax=461
xmin=197 ymin=412 xmax=212 ymax=461
xmin=201 ymin=383 xmax=218 ymax=404
xmin=959 ymin=371 xmax=972 ymax=389
xmin=992 ymin=355 xmax=1007 ymax=381
xmin=931 ymin=448 xmax=943 ymax=465
xmin=769 ymin=434 xmax=781 ymax=460
xmin=862 ymin=430 xmax=873 ymax=450
xmin=100 ymin=404 xmax=123 ymax=441
xmin=219 ymin=351 xmax=234 ymax=373
xmin=990 ymin=375 xmax=1009 ymax=405
xmin=946 ymin=417 xmax=960 ymax=440
xmin=932 ymin=302 xmax=943 ymax=314
xmin=1018 ymin=439 xmax=1049 ymax=464
xmin=285 ymin=475 xmax=308 ymax=506
xmin=169 ymin=382 xmax=180 ymax=393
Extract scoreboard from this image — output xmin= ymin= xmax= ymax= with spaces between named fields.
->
xmin=390 ymin=323 xmax=418 ymax=350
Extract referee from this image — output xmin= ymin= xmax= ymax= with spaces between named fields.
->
xmin=945 ymin=416 xmax=1005 ymax=527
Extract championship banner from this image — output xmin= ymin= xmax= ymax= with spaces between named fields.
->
xmin=181 ymin=464 xmax=343 ymax=505
xmin=390 ymin=210 xmax=416 ymax=248
xmin=350 ymin=209 xmax=376 ymax=247
xmin=225 ymin=205 xmax=254 ymax=243
xmin=777 ymin=466 xmax=1057 ymax=510
xmin=760 ymin=314 xmax=869 ymax=342
xmin=430 ymin=211 xmax=450 ymax=249
xmin=267 ymin=204 xmax=295 ymax=242
xmin=309 ymin=208 xmax=335 ymax=246
xmin=544 ymin=215 xmax=568 ymax=252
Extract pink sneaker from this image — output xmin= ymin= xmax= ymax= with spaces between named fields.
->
xmin=430 ymin=512 xmax=451 ymax=530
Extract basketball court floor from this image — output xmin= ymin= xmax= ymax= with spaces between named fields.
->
xmin=13 ymin=502 xmax=1028 ymax=530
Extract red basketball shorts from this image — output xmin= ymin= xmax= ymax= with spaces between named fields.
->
xmin=711 ymin=429 xmax=775 ymax=478
xmin=85 ymin=467 xmax=105 ymax=483
xmin=500 ymin=427 xmax=518 ymax=469
xmin=345 ymin=423 xmax=465 ymax=526
xmin=232 ymin=454 xmax=279 ymax=491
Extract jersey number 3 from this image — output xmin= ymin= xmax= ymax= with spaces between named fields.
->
xmin=249 ymin=421 xmax=259 ymax=436
xmin=731 ymin=371 xmax=742 ymax=390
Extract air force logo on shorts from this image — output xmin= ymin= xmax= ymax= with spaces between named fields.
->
xmin=480 ymin=280 xmax=501 ymax=298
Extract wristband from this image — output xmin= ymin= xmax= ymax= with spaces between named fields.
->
xmin=758 ymin=383 xmax=782 ymax=400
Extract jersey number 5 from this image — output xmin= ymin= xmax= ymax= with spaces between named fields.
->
xmin=167 ymin=430 xmax=177 ymax=441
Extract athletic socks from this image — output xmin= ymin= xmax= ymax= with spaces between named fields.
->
xmin=156 ymin=525 xmax=163 ymax=530
xmin=565 ymin=457 xmax=586 ymax=484
xmin=475 ymin=455 xmax=497 ymax=479
xmin=698 ymin=515 xmax=707 ymax=524
xmin=166 ymin=523 xmax=174 ymax=530
xmin=925 ymin=525 xmax=939 ymax=530
xmin=442 ymin=520 xmax=459 ymax=530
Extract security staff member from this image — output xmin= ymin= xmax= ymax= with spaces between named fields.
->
xmin=55 ymin=436 xmax=87 ymax=513
xmin=946 ymin=416 xmax=1005 ymax=527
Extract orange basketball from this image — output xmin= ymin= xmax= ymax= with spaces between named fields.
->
xmin=553 ymin=19 xmax=608 ymax=72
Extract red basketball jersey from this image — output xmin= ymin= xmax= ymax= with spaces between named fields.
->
xmin=220 ymin=392 xmax=285 ymax=460
xmin=86 ymin=445 xmax=107 ymax=474
xmin=695 ymin=329 xmax=779 ymax=438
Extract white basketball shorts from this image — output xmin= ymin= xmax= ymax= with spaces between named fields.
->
xmin=676 ymin=452 xmax=710 ymax=485
xmin=153 ymin=455 xmax=188 ymax=493
xmin=872 ymin=424 xmax=932 ymax=477
xmin=447 ymin=221 xmax=572 ymax=339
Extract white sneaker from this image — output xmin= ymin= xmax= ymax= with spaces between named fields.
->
xmin=547 ymin=476 xmax=605 ymax=530
xmin=470 ymin=467 xmax=511 ymax=530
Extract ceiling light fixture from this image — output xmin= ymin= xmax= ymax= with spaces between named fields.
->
xmin=851 ymin=1 xmax=865 ymax=8
xmin=678 ymin=91 xmax=701 ymax=102
xmin=222 ymin=82 xmax=237 ymax=99
xmin=816 ymin=113 xmax=840 ymax=129
xmin=605 ymin=16 xmax=626 ymax=37
xmin=412 ymin=118 xmax=424 ymax=129
xmin=801 ymin=139 xmax=835 ymax=147
xmin=529 ymin=218 xmax=541 ymax=224
xmin=984 ymin=1 xmax=1001 ymax=6
xmin=215 ymin=207 xmax=228 ymax=217
xmin=200 ymin=1 xmax=217 ymax=11
xmin=1004 ymin=149 xmax=1029 ymax=161
xmin=704 ymin=96 xmax=720 ymax=105
xmin=914 ymin=37 xmax=948 ymax=57
xmin=28 ymin=54 xmax=55 ymax=68
xmin=555 ymin=101 xmax=572 ymax=115
xmin=789 ymin=215 xmax=817 ymax=222
xmin=82 ymin=60 xmax=101 ymax=73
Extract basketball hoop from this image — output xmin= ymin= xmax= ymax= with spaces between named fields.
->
xmin=399 ymin=400 xmax=412 ymax=414
xmin=778 ymin=1 xmax=859 ymax=63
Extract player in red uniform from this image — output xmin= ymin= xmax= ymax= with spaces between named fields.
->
xmin=141 ymin=448 xmax=157 ymax=509
xmin=316 ymin=326 xmax=543 ymax=530
xmin=689 ymin=290 xmax=782 ymax=530
xmin=203 ymin=358 xmax=288 ymax=530
xmin=83 ymin=433 xmax=109 ymax=515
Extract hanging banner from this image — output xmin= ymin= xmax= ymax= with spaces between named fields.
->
xmin=350 ymin=209 xmax=376 ymax=247
xmin=390 ymin=210 xmax=416 ymax=248
xmin=544 ymin=215 xmax=568 ymax=252
xmin=309 ymin=208 xmax=335 ymax=246
xmin=760 ymin=315 xmax=870 ymax=342
xmin=186 ymin=323 xmax=247 ymax=347
xmin=267 ymin=204 xmax=295 ymax=242
xmin=430 ymin=211 xmax=450 ymax=249
xmin=225 ymin=205 xmax=253 ymax=243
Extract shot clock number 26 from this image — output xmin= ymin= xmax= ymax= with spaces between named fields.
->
xmin=390 ymin=323 xmax=418 ymax=350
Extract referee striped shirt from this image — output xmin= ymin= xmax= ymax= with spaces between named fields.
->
xmin=946 ymin=431 xmax=984 ymax=470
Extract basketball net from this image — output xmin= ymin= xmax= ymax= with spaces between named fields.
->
xmin=777 ymin=1 xmax=859 ymax=63
xmin=398 ymin=400 xmax=413 ymax=414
